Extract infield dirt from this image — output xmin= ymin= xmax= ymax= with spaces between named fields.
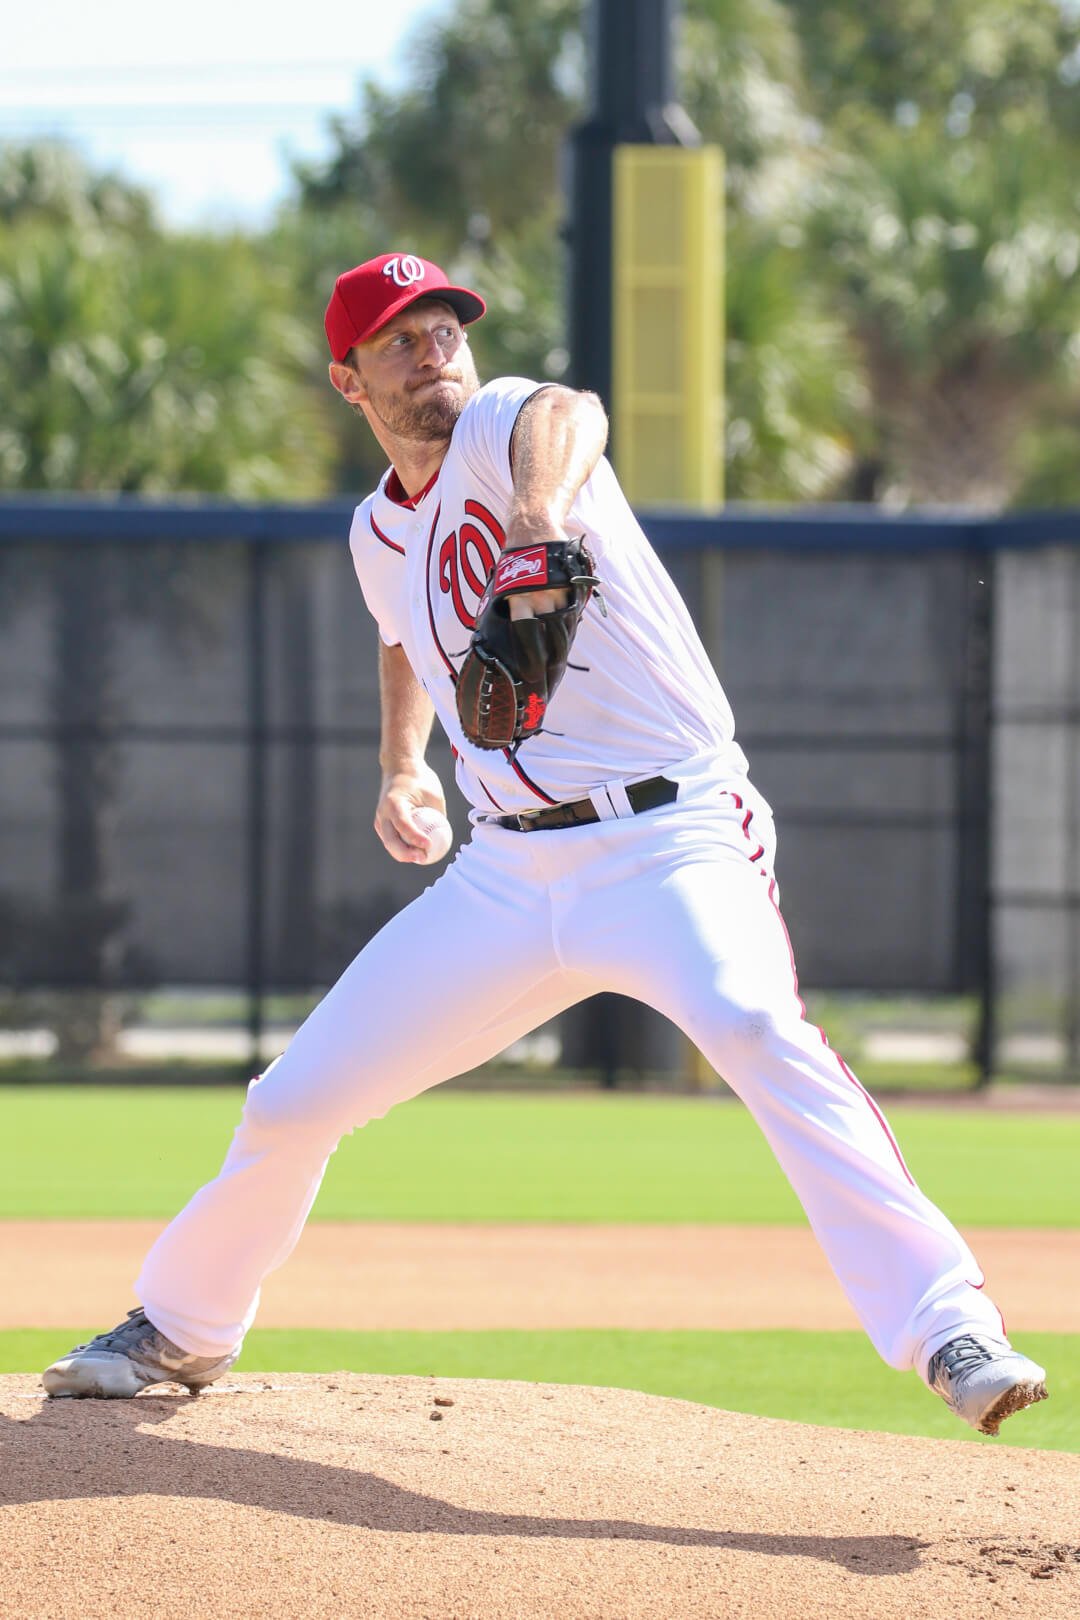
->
xmin=3 ymin=1222 xmax=1077 ymax=1330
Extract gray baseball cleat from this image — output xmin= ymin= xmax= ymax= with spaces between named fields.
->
xmin=42 ymin=1308 xmax=238 ymax=1399
xmin=927 ymin=1334 xmax=1048 ymax=1436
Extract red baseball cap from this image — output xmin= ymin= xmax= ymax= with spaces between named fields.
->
xmin=325 ymin=252 xmax=486 ymax=360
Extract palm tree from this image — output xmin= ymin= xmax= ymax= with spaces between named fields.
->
xmin=807 ymin=123 xmax=1080 ymax=505
xmin=786 ymin=0 xmax=1080 ymax=504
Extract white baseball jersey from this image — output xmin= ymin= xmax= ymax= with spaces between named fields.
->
xmin=349 ymin=376 xmax=747 ymax=812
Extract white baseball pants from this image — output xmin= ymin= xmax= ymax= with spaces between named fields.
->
xmin=138 ymin=756 xmax=1007 ymax=1379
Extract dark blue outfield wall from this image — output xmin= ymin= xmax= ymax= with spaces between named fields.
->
xmin=2 ymin=496 xmax=1078 ymax=1082
xmin=2 ymin=495 xmax=1080 ymax=548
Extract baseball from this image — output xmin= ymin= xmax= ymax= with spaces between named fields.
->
xmin=411 ymin=807 xmax=454 ymax=865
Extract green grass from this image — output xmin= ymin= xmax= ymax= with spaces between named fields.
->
xmin=5 ymin=1328 xmax=1075 ymax=1453
xmin=3 ymin=1086 xmax=1080 ymax=1225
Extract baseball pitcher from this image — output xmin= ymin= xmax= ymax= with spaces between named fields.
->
xmin=44 ymin=253 xmax=1048 ymax=1440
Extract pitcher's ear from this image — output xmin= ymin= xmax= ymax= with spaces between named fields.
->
xmin=329 ymin=360 xmax=368 ymax=405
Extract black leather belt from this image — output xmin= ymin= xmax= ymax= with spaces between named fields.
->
xmin=492 ymin=774 xmax=678 ymax=832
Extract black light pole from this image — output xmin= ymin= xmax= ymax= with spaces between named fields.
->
xmin=565 ymin=0 xmax=698 ymax=403
xmin=563 ymin=1 xmax=699 ymax=1086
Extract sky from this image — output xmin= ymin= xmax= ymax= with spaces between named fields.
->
xmin=3 ymin=0 xmax=455 ymax=228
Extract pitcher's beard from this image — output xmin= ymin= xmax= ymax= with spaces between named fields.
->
xmin=400 ymin=393 xmax=463 ymax=439
xmin=369 ymin=373 xmax=477 ymax=442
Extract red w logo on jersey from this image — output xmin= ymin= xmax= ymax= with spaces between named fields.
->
xmin=523 ymin=694 xmax=546 ymax=728
xmin=438 ymin=501 xmax=505 ymax=629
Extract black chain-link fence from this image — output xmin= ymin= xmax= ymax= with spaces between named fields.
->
xmin=1 ymin=499 xmax=1077 ymax=1081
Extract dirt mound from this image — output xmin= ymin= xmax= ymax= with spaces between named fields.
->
xmin=2 ymin=1373 xmax=1076 ymax=1619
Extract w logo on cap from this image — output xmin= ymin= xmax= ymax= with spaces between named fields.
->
xmin=325 ymin=252 xmax=485 ymax=360
xmin=382 ymin=255 xmax=426 ymax=289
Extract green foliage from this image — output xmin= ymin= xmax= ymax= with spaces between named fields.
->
xmin=813 ymin=131 xmax=1078 ymax=372
xmin=788 ymin=0 xmax=1080 ymax=139
xmin=6 ymin=0 xmax=1080 ymax=506
xmin=787 ymin=0 xmax=1080 ymax=503
xmin=724 ymin=218 xmax=866 ymax=500
xmin=0 ymin=143 xmax=334 ymax=496
xmin=1012 ymin=403 xmax=1080 ymax=505
xmin=0 ymin=142 xmax=156 ymax=235
xmin=681 ymin=0 xmax=814 ymax=190
xmin=298 ymin=0 xmax=583 ymax=247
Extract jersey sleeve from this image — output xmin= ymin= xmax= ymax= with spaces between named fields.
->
xmin=348 ymin=499 xmax=406 ymax=648
xmin=452 ymin=376 xmax=548 ymax=494
xmin=562 ymin=453 xmax=632 ymax=566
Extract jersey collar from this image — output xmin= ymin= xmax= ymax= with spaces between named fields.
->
xmin=384 ymin=466 xmax=440 ymax=510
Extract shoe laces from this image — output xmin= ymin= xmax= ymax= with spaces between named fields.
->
xmin=75 ymin=1307 xmax=153 ymax=1356
xmin=929 ymin=1334 xmax=997 ymax=1384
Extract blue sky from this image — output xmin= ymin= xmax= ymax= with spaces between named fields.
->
xmin=3 ymin=0 xmax=454 ymax=227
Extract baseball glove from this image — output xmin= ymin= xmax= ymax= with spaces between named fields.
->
xmin=455 ymin=537 xmax=602 ymax=751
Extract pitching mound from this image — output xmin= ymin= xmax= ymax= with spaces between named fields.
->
xmin=2 ymin=1374 xmax=1077 ymax=1620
